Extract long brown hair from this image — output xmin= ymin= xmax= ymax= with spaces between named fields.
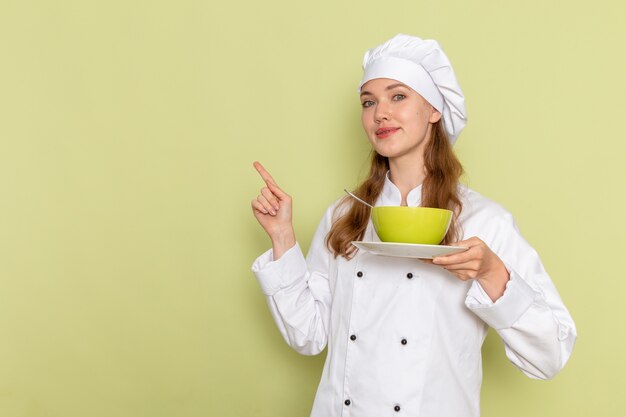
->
xmin=326 ymin=120 xmax=464 ymax=259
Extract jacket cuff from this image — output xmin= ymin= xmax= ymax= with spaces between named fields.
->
xmin=465 ymin=271 xmax=540 ymax=330
xmin=251 ymin=242 xmax=307 ymax=296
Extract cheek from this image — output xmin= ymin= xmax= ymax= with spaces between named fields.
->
xmin=405 ymin=115 xmax=431 ymax=138
xmin=361 ymin=112 xmax=374 ymax=133
xmin=414 ymin=106 xmax=432 ymax=127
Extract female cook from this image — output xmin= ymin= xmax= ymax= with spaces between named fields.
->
xmin=250 ymin=34 xmax=576 ymax=417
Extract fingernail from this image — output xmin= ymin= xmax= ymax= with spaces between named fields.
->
xmin=270 ymin=210 xmax=276 ymax=215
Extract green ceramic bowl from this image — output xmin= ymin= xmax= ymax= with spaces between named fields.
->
xmin=371 ymin=206 xmax=453 ymax=244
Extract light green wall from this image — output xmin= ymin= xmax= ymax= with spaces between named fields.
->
xmin=1 ymin=0 xmax=624 ymax=416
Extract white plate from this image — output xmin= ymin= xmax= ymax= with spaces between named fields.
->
xmin=351 ymin=241 xmax=468 ymax=259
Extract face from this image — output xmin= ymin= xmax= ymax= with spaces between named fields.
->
xmin=360 ymin=78 xmax=441 ymax=161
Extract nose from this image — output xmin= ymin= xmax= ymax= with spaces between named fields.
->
xmin=374 ymin=101 xmax=391 ymax=123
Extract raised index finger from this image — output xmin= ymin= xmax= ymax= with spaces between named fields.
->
xmin=253 ymin=161 xmax=278 ymax=186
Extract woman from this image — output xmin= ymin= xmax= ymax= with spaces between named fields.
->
xmin=250 ymin=34 xmax=576 ymax=417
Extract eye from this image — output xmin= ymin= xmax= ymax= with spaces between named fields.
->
xmin=361 ymin=100 xmax=375 ymax=108
xmin=392 ymin=94 xmax=406 ymax=101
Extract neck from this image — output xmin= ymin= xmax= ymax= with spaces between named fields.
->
xmin=388 ymin=155 xmax=426 ymax=206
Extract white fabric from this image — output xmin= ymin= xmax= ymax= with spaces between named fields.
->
xmin=359 ymin=34 xmax=467 ymax=144
xmin=361 ymin=56 xmax=444 ymax=112
xmin=251 ymin=175 xmax=577 ymax=417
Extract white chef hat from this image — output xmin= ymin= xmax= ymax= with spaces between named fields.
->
xmin=359 ymin=34 xmax=467 ymax=143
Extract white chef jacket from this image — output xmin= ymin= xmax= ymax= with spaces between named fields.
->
xmin=251 ymin=175 xmax=576 ymax=417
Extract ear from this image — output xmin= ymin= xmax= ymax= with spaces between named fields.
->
xmin=429 ymin=107 xmax=442 ymax=123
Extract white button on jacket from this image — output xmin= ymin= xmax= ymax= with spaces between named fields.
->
xmin=252 ymin=175 xmax=576 ymax=417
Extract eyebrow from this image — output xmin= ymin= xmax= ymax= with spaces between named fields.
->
xmin=360 ymin=83 xmax=409 ymax=97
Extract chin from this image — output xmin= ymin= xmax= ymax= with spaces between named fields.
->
xmin=374 ymin=150 xmax=393 ymax=158
xmin=372 ymin=145 xmax=403 ymax=159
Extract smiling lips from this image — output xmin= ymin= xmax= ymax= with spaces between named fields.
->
xmin=375 ymin=127 xmax=400 ymax=139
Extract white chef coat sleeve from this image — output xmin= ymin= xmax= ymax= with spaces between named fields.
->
xmin=465 ymin=213 xmax=577 ymax=380
xmin=250 ymin=205 xmax=334 ymax=356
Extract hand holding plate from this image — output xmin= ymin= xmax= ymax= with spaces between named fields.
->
xmin=431 ymin=237 xmax=510 ymax=301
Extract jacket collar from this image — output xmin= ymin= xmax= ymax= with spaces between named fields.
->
xmin=378 ymin=171 xmax=422 ymax=207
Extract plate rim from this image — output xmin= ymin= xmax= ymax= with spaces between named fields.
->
xmin=351 ymin=241 xmax=468 ymax=250
xmin=351 ymin=241 xmax=468 ymax=259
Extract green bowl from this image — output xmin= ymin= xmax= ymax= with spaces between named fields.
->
xmin=371 ymin=206 xmax=452 ymax=244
